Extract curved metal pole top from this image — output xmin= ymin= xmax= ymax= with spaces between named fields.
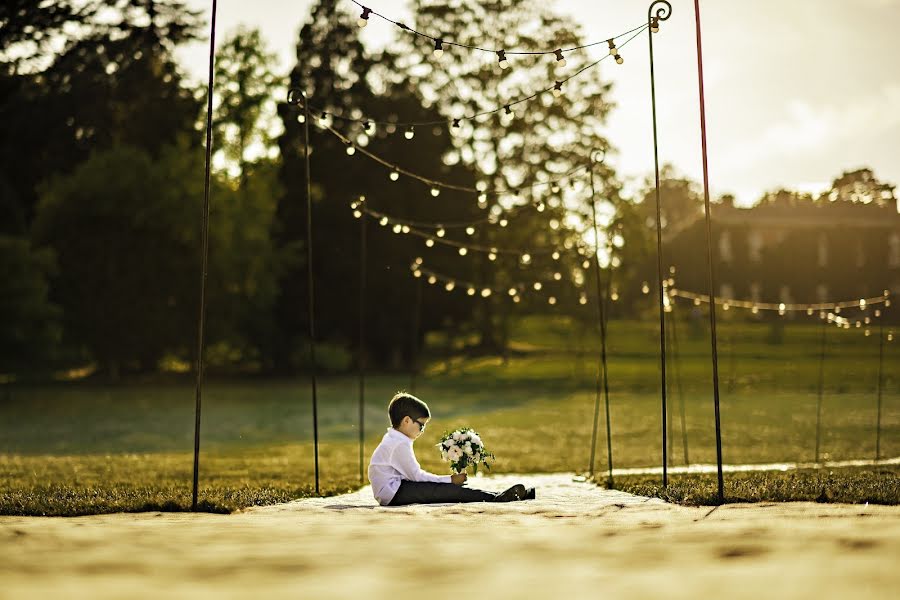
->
xmin=590 ymin=148 xmax=607 ymax=164
xmin=649 ymin=0 xmax=673 ymax=21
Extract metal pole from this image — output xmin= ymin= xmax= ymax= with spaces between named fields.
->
xmin=647 ymin=0 xmax=672 ymax=488
xmin=358 ymin=209 xmax=367 ymax=483
xmin=303 ymin=96 xmax=320 ymax=495
xmin=410 ymin=277 xmax=423 ymax=393
xmin=588 ymin=153 xmax=614 ymax=486
xmin=192 ymin=0 xmax=218 ymax=512
xmin=815 ymin=312 xmax=827 ymax=463
xmin=692 ymin=0 xmax=724 ymax=503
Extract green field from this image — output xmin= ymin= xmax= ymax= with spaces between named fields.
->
xmin=1 ymin=317 xmax=897 ymax=515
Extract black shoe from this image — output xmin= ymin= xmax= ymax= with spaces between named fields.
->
xmin=524 ymin=487 xmax=535 ymax=500
xmin=492 ymin=484 xmax=526 ymax=502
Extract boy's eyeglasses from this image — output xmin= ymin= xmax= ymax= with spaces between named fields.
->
xmin=412 ymin=419 xmax=427 ymax=431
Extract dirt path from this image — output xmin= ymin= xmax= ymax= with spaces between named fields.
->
xmin=2 ymin=474 xmax=898 ymax=599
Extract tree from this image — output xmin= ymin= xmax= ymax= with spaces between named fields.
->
xmin=395 ymin=0 xmax=621 ymax=349
xmin=826 ymin=168 xmax=897 ymax=207
xmin=0 ymin=236 xmax=61 ymax=375
xmin=273 ymin=0 xmax=482 ymax=371
xmin=0 ymin=0 xmax=203 ymax=233
xmin=31 ymin=142 xmax=205 ymax=378
xmin=212 ymin=26 xmax=281 ymax=184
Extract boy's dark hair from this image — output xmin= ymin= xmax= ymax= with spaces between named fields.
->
xmin=388 ymin=392 xmax=430 ymax=428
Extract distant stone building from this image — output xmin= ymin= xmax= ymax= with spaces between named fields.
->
xmin=661 ymin=195 xmax=900 ymax=320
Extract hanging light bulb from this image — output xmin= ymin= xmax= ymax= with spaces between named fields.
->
xmin=554 ymin=49 xmax=567 ymax=67
xmin=458 ymin=248 xmax=468 ymax=256
xmin=582 ymin=260 xmax=591 ymax=269
xmin=552 ymin=251 xmax=560 ymax=261
xmin=807 ymin=308 xmax=814 ymax=316
xmin=508 ymin=288 xmax=517 ymax=297
xmin=428 ymin=275 xmax=437 ymax=285
xmin=723 ymin=303 xmax=730 ymax=311
xmin=481 ymin=288 xmax=492 ymax=298
xmin=358 ymin=7 xmax=371 ymax=28
xmin=521 ymin=253 xmax=532 ymax=265
xmin=641 ymin=282 xmax=650 ymax=294
xmin=533 ymin=282 xmax=542 ymax=291
xmin=611 ymin=289 xmax=620 ymax=301
xmin=425 ymin=238 xmax=434 ymax=247
xmin=779 ymin=303 xmax=786 ymax=315
xmin=548 ymin=296 xmax=557 ymax=305
xmin=436 ymin=227 xmax=446 ymax=238
xmin=379 ymin=217 xmax=388 ymax=226
xmin=353 ymin=210 xmax=362 ymax=219
xmin=433 ymin=38 xmax=444 ymax=58
xmin=297 ymin=114 xmax=306 ymax=124
xmin=431 ymin=187 xmax=440 ymax=197
xmin=389 ymin=170 xmax=399 ymax=181
xmin=552 ymin=81 xmax=563 ymax=98
xmin=467 ymin=287 xmax=476 ymax=296
xmin=537 ymin=202 xmax=546 ymax=213
xmin=553 ymin=272 xmax=562 ymax=281
xmin=607 ymin=39 xmax=617 ymax=56
xmin=651 ymin=17 xmax=660 ymax=33
xmin=404 ymin=126 xmax=415 ymax=140
xmin=579 ymin=294 xmax=588 ymax=305
xmin=346 ymin=146 xmax=356 ymax=156
xmin=488 ymin=250 xmax=497 ymax=261
xmin=615 ymin=53 xmax=623 ymax=65
xmin=497 ymin=49 xmax=509 ymax=69
xmin=513 ymin=295 xmax=521 ymax=304
xmin=392 ymin=224 xmax=402 ymax=234
xmin=444 ymin=282 xmax=454 ymax=292
xmin=752 ymin=306 xmax=759 ymax=314
xmin=413 ymin=269 xmax=422 ymax=278
xmin=499 ymin=219 xmax=508 ymax=227
xmin=466 ymin=227 xmax=475 ymax=236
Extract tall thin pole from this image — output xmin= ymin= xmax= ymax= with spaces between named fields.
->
xmin=588 ymin=153 xmax=614 ymax=486
xmin=692 ymin=0 xmax=724 ymax=503
xmin=410 ymin=277 xmax=423 ymax=393
xmin=647 ymin=0 xmax=672 ymax=488
xmin=191 ymin=0 xmax=218 ymax=512
xmin=303 ymin=96 xmax=320 ymax=495
xmin=815 ymin=313 xmax=827 ymax=463
xmin=358 ymin=208 xmax=367 ymax=483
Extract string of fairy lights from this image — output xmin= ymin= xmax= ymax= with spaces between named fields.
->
xmin=287 ymin=5 xmax=654 ymax=131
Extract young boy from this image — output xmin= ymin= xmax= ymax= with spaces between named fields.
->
xmin=368 ymin=392 xmax=534 ymax=506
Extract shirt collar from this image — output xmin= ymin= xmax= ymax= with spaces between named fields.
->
xmin=387 ymin=427 xmax=412 ymax=443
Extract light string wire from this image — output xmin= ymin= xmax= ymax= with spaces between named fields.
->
xmin=290 ymin=23 xmax=650 ymax=128
xmin=410 ymin=259 xmax=588 ymax=305
xmin=354 ymin=195 xmax=541 ymax=228
xmin=319 ymin=118 xmax=591 ymax=194
xmin=350 ymin=0 xmax=649 ymax=56
xmin=668 ymin=288 xmax=891 ymax=313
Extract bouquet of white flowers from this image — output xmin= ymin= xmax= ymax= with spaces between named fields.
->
xmin=436 ymin=428 xmax=494 ymax=474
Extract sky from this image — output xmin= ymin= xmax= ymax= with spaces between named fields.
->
xmin=178 ymin=0 xmax=900 ymax=207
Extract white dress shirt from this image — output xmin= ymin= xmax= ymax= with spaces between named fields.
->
xmin=368 ymin=427 xmax=452 ymax=505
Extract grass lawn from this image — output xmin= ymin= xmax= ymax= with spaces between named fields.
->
xmin=1 ymin=316 xmax=897 ymax=515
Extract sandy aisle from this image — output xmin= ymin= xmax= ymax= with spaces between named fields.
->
xmin=2 ymin=474 xmax=898 ymax=599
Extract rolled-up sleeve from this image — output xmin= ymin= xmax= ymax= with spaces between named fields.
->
xmin=390 ymin=442 xmax=452 ymax=483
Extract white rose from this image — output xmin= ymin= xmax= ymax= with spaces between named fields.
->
xmin=463 ymin=442 xmax=473 ymax=456
xmin=469 ymin=433 xmax=482 ymax=446
xmin=443 ymin=439 xmax=454 ymax=448
xmin=447 ymin=446 xmax=462 ymax=461
xmin=452 ymin=432 xmax=462 ymax=441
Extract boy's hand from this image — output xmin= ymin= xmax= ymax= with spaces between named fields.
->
xmin=451 ymin=473 xmax=467 ymax=485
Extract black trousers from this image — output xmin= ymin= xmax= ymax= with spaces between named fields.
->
xmin=388 ymin=480 xmax=498 ymax=506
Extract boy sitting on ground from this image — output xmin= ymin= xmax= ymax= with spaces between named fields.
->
xmin=368 ymin=392 xmax=534 ymax=506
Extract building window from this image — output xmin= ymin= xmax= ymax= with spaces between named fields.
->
xmin=817 ymin=234 xmax=828 ymax=268
xmin=718 ymin=231 xmax=732 ymax=263
xmin=889 ymin=234 xmax=900 ymax=268
xmin=748 ymin=231 xmax=763 ymax=263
